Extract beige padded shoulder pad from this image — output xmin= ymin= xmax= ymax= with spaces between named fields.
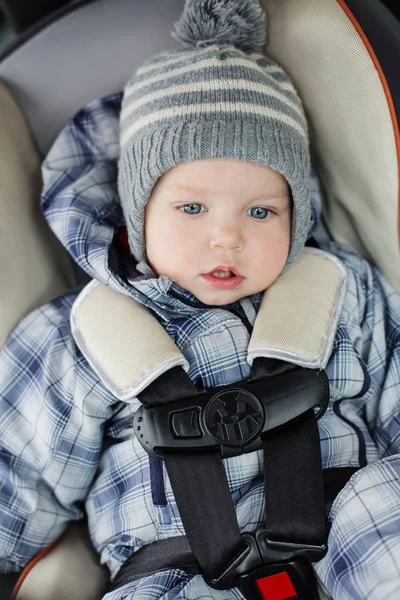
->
xmin=71 ymin=281 xmax=189 ymax=401
xmin=248 ymin=249 xmax=347 ymax=369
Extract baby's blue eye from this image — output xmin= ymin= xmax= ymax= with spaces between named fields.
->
xmin=181 ymin=203 xmax=203 ymax=215
xmin=248 ymin=207 xmax=270 ymax=219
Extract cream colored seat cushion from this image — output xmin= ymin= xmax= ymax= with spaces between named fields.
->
xmin=0 ymin=82 xmax=107 ymax=598
xmin=0 ymin=82 xmax=75 ymax=348
xmin=264 ymin=0 xmax=400 ymax=293
xmin=14 ymin=522 xmax=109 ymax=600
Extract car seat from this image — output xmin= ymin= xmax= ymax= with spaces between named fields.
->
xmin=0 ymin=0 xmax=399 ymax=599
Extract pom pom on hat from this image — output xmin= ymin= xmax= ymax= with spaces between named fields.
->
xmin=172 ymin=0 xmax=267 ymax=53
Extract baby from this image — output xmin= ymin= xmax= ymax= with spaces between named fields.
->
xmin=1 ymin=1 xmax=400 ymax=600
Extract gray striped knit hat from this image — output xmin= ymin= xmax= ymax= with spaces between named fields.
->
xmin=118 ymin=0 xmax=310 ymax=270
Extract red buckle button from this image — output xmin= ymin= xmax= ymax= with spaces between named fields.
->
xmin=256 ymin=571 xmax=297 ymax=600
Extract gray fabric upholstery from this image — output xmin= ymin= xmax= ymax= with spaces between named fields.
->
xmin=0 ymin=0 xmax=184 ymax=156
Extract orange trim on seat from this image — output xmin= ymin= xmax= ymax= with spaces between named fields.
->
xmin=11 ymin=527 xmax=68 ymax=599
xmin=336 ymin=0 xmax=400 ymax=242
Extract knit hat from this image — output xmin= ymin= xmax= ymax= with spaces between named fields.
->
xmin=118 ymin=0 xmax=310 ymax=270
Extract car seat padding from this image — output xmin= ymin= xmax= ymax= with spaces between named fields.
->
xmin=0 ymin=82 xmax=75 ymax=348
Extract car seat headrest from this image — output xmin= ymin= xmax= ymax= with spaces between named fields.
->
xmin=264 ymin=0 xmax=400 ymax=292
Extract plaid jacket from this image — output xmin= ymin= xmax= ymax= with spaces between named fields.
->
xmin=1 ymin=94 xmax=400 ymax=600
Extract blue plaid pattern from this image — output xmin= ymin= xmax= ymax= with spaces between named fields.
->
xmin=1 ymin=94 xmax=400 ymax=600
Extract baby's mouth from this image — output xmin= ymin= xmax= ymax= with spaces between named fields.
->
xmin=202 ymin=266 xmax=244 ymax=290
xmin=205 ymin=265 xmax=241 ymax=278
xmin=211 ymin=270 xmax=236 ymax=279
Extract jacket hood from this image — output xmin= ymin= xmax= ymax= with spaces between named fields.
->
xmin=41 ymin=92 xmax=322 ymax=314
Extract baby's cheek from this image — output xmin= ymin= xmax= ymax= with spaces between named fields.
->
xmin=172 ymin=243 xmax=195 ymax=274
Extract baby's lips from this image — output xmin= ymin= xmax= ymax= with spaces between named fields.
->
xmin=206 ymin=265 xmax=241 ymax=277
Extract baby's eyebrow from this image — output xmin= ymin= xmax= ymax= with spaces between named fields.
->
xmin=173 ymin=183 xmax=208 ymax=195
xmin=248 ymin=192 xmax=290 ymax=202
xmin=172 ymin=184 xmax=289 ymax=202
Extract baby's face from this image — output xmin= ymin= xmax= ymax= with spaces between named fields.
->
xmin=145 ymin=159 xmax=291 ymax=305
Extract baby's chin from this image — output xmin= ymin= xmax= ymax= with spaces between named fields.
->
xmin=187 ymin=286 xmax=255 ymax=306
xmin=173 ymin=276 xmax=266 ymax=306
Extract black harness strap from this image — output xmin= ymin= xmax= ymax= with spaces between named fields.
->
xmin=164 ymin=450 xmax=244 ymax=578
xmin=137 ymin=366 xmax=246 ymax=580
xmin=111 ymin=537 xmax=201 ymax=589
xmin=245 ymin=359 xmax=326 ymax=545
xmin=137 ymin=366 xmax=202 ymax=407
xmin=262 ymin=410 xmax=326 ymax=546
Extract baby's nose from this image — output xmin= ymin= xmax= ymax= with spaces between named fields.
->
xmin=208 ymin=224 xmax=244 ymax=251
